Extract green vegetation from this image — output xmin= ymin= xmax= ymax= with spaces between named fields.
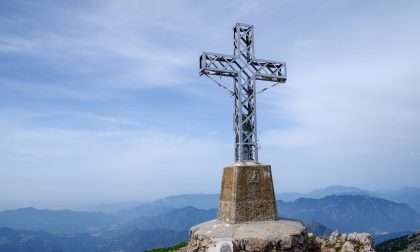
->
xmin=353 ymin=240 xmax=364 ymax=251
xmin=376 ymin=236 xmax=409 ymax=252
xmin=322 ymin=240 xmax=342 ymax=252
xmin=307 ymin=235 xmax=314 ymax=242
xmin=324 ymin=243 xmax=335 ymax=249
xmin=145 ymin=242 xmax=188 ymax=252
xmin=375 ymin=231 xmax=420 ymax=252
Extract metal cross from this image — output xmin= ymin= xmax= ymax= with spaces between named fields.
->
xmin=199 ymin=23 xmax=287 ymax=162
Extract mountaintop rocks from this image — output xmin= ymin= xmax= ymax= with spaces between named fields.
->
xmin=186 ymin=221 xmax=375 ymax=252
xmin=309 ymin=230 xmax=374 ymax=252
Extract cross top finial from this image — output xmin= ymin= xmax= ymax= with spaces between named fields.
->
xmin=199 ymin=24 xmax=287 ymax=162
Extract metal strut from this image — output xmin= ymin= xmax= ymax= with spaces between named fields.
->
xmin=204 ymin=72 xmax=283 ymax=96
xmin=199 ymin=23 xmax=287 ymax=162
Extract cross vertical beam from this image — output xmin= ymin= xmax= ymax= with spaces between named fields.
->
xmin=199 ymin=23 xmax=287 ymax=162
xmin=233 ymin=24 xmax=256 ymax=162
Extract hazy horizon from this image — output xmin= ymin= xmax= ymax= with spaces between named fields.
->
xmin=1 ymin=184 xmax=419 ymax=211
xmin=1 ymin=1 xmax=420 ymax=210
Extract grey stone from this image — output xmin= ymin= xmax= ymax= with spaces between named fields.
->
xmin=187 ymin=219 xmax=307 ymax=252
xmin=220 ymin=243 xmax=232 ymax=252
xmin=342 ymin=241 xmax=355 ymax=252
xmin=312 ymin=230 xmax=375 ymax=252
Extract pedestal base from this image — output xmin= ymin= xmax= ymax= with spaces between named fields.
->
xmin=187 ymin=219 xmax=308 ymax=252
xmin=218 ymin=162 xmax=278 ymax=223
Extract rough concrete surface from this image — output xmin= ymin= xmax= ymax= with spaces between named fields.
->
xmin=187 ymin=219 xmax=307 ymax=252
xmin=218 ymin=162 xmax=278 ymax=223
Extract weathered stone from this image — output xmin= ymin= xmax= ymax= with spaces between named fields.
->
xmin=341 ymin=241 xmax=355 ymax=252
xmin=310 ymin=230 xmax=375 ymax=252
xmin=185 ymin=225 xmax=377 ymax=252
xmin=187 ymin=219 xmax=307 ymax=252
xmin=218 ymin=162 xmax=277 ymax=223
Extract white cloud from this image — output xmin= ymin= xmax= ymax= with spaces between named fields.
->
xmin=0 ymin=115 xmax=230 ymax=208
xmin=261 ymin=23 xmax=420 ymax=157
xmin=1 ymin=0 xmax=420 ymax=208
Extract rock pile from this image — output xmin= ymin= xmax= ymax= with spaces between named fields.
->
xmin=309 ymin=230 xmax=374 ymax=252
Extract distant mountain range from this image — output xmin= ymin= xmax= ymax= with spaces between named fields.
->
xmin=0 ymin=227 xmax=186 ymax=252
xmin=115 ymin=203 xmax=175 ymax=221
xmin=123 ymin=206 xmax=216 ymax=232
xmin=105 ymin=207 xmax=216 ymax=238
xmin=0 ymin=227 xmax=101 ymax=252
xmin=0 ymin=186 xmax=419 ymax=251
xmin=116 ymin=195 xmax=420 ymax=236
xmin=277 ymin=185 xmax=368 ymax=201
xmin=2 ymin=195 xmax=418 ymax=234
xmin=0 ymin=207 xmax=116 ymax=234
xmin=278 ymin=195 xmax=420 ymax=234
xmin=276 ymin=185 xmax=420 ymax=214
xmin=154 ymin=194 xmax=219 ymax=210
xmin=122 ymin=186 xmax=420 ymax=214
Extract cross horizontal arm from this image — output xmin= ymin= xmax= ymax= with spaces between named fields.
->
xmin=199 ymin=52 xmax=239 ymax=77
xmin=251 ymin=59 xmax=287 ymax=82
xmin=199 ymin=52 xmax=286 ymax=83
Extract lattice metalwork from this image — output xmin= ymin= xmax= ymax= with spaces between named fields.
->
xmin=199 ymin=23 xmax=287 ymax=162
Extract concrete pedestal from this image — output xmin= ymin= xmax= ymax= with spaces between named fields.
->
xmin=187 ymin=219 xmax=308 ymax=252
xmin=218 ymin=162 xmax=277 ymax=223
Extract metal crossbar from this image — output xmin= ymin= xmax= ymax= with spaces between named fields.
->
xmin=199 ymin=23 xmax=287 ymax=162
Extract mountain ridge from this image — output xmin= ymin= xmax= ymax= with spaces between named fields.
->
xmin=0 ymin=189 xmax=419 ymax=251
xmin=278 ymin=195 xmax=420 ymax=234
xmin=0 ymin=207 xmax=117 ymax=233
xmin=277 ymin=186 xmax=420 ymax=214
xmin=376 ymin=230 xmax=420 ymax=251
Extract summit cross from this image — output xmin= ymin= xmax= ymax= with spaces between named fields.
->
xmin=199 ymin=23 xmax=287 ymax=162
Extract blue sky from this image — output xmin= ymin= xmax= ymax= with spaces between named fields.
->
xmin=0 ymin=0 xmax=419 ymax=210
